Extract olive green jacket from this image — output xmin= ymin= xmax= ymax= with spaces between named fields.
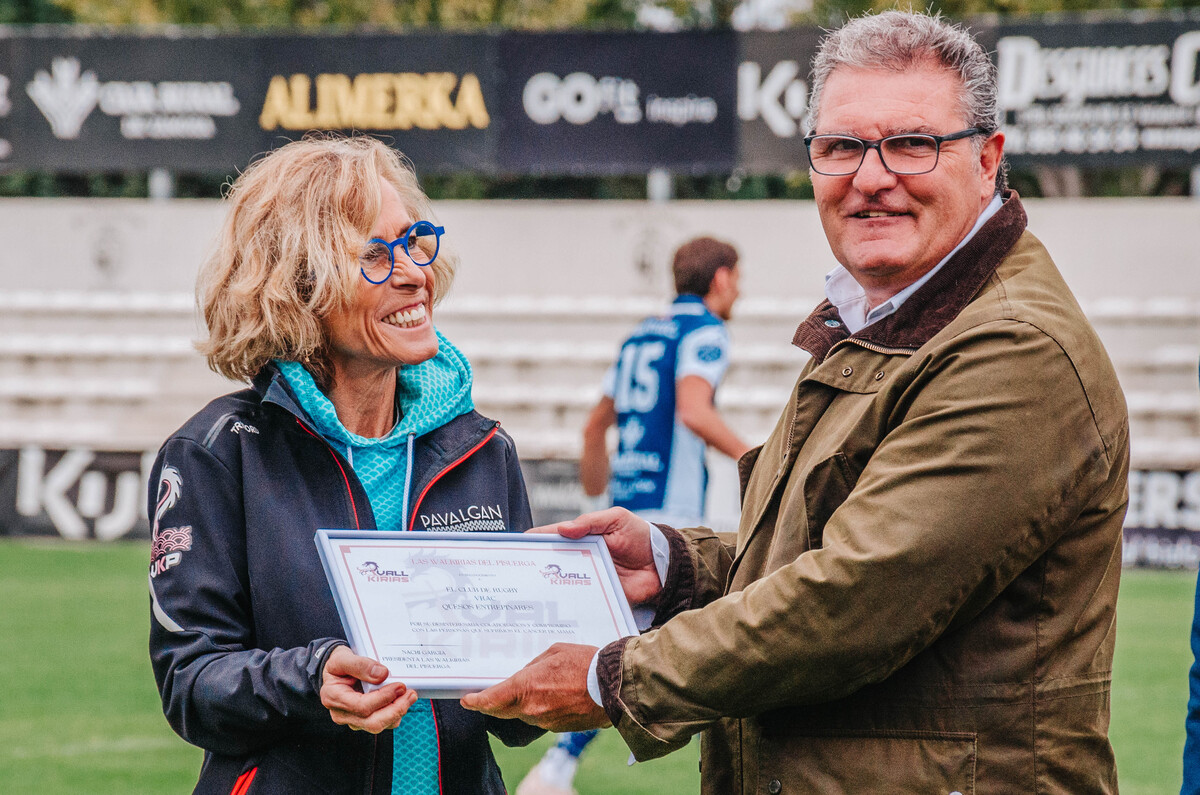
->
xmin=595 ymin=194 xmax=1129 ymax=795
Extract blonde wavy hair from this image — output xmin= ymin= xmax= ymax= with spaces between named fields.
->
xmin=197 ymin=135 xmax=457 ymax=387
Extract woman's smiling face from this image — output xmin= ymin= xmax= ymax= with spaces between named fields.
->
xmin=324 ymin=176 xmax=439 ymax=382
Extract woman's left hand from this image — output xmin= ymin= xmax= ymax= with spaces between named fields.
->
xmin=321 ymin=645 xmax=419 ymax=733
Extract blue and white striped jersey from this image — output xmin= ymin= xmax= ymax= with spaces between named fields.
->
xmin=601 ymin=294 xmax=731 ymax=522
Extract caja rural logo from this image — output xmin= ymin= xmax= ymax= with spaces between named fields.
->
xmin=26 ymin=57 xmax=239 ymax=141
xmin=357 ymin=561 xmax=410 ymax=583
xmin=539 ymin=563 xmax=592 ymax=586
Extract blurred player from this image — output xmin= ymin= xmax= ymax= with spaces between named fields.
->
xmin=585 ymin=235 xmax=750 ymax=525
xmin=516 ymin=236 xmax=750 ymax=795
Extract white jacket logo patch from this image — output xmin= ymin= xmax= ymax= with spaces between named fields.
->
xmin=419 ymin=503 xmax=505 ymax=532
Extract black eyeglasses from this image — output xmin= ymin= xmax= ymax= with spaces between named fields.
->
xmin=803 ymin=128 xmax=983 ymax=176
xmin=359 ymin=221 xmax=445 ymax=284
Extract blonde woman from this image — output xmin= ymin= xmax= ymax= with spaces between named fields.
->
xmin=148 ymin=136 xmax=540 ymax=795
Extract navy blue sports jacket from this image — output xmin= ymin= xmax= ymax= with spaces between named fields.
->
xmin=148 ymin=364 xmax=542 ymax=794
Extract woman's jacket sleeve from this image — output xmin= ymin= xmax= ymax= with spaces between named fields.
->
xmin=147 ymin=437 xmax=343 ymax=756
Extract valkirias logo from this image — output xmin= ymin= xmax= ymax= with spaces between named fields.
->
xmin=357 ymin=561 xmax=410 ymax=583
xmin=539 ymin=563 xmax=592 ymax=586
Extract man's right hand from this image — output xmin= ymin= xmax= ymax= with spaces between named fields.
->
xmin=530 ymin=507 xmax=662 ymax=606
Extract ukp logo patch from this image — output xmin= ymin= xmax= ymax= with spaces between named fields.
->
xmin=150 ymin=466 xmax=190 ymax=577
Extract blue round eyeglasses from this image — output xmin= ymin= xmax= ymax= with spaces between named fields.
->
xmin=359 ymin=220 xmax=445 ymax=284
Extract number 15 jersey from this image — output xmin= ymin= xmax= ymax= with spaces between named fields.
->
xmin=601 ymin=294 xmax=731 ymax=521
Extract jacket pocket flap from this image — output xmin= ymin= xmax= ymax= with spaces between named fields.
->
xmin=760 ymin=731 xmax=976 ymax=795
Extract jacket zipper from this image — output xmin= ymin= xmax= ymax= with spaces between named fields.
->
xmin=295 ymin=419 xmax=362 ymax=530
xmin=407 ymin=425 xmax=499 ymax=532
xmin=430 ymin=701 xmax=446 ymax=795
xmin=292 ymin=417 xmax=381 ymax=792
xmin=299 ymin=415 xmax=499 ymax=794
xmin=405 ymin=417 xmax=494 ymax=795
xmin=406 ymin=427 xmax=497 ymax=795
xmin=832 ymin=338 xmax=918 ymax=357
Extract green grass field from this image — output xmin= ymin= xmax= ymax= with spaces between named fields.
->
xmin=0 ymin=538 xmax=1192 ymax=793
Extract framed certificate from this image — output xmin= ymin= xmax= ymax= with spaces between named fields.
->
xmin=315 ymin=530 xmax=639 ymax=698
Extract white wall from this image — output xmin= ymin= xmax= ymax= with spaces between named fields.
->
xmin=2 ymin=196 xmax=1197 ymax=537
xmin=5 ymin=197 xmax=1197 ymax=304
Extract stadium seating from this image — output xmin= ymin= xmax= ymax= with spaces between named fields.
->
xmin=1 ymin=289 xmax=1197 ymax=473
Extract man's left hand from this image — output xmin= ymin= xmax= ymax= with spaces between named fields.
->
xmin=459 ymin=643 xmax=612 ymax=732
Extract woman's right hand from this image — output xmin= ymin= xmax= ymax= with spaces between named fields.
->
xmin=320 ymin=645 xmax=418 ymax=733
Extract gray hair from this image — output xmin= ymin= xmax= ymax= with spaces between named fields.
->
xmin=806 ymin=10 xmax=1007 ymax=192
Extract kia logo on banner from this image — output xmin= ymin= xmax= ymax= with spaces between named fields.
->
xmin=0 ymin=448 xmax=153 ymax=541
xmin=737 ymin=60 xmax=807 ymax=138
xmin=736 ymin=29 xmax=820 ymax=171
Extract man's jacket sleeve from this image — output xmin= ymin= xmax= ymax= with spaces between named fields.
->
xmin=646 ymin=525 xmax=735 ymax=627
xmin=148 ymin=437 xmax=343 ymax=755
xmin=597 ymin=319 xmax=1127 ymax=760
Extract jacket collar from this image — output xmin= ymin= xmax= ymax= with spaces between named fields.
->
xmin=672 ymin=294 xmax=712 ymax=316
xmin=252 ymin=360 xmax=498 ymax=485
xmin=254 ymin=361 xmax=311 ymax=423
xmin=793 ymin=191 xmax=1028 ymax=363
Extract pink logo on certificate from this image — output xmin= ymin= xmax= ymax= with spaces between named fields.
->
xmin=539 ymin=563 xmax=592 ymax=586
xmin=357 ymin=561 xmax=410 ymax=582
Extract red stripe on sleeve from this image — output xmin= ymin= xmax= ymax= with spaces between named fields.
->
xmin=231 ymin=766 xmax=257 ymax=795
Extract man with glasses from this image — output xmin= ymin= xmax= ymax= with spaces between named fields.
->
xmin=465 ymin=11 xmax=1128 ymax=793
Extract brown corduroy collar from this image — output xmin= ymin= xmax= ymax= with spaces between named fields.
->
xmin=793 ymin=191 xmax=1028 ymax=363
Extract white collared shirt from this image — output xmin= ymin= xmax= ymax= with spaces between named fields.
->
xmin=824 ymin=193 xmax=1003 ymax=334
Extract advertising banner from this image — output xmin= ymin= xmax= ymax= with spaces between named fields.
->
xmin=0 ymin=447 xmax=153 ymax=541
xmin=736 ymin=29 xmax=821 ymax=172
xmin=1 ymin=31 xmax=498 ymax=172
xmin=2 ymin=449 xmax=1198 ymax=570
xmin=520 ymin=458 xmax=588 ymax=526
xmin=0 ymin=17 xmax=1199 ymax=175
xmin=1123 ymin=468 xmax=1200 ymax=568
xmin=481 ymin=31 xmax=735 ymax=174
xmin=252 ymin=33 xmax=498 ymax=173
xmin=7 ymin=33 xmax=255 ymax=170
xmin=0 ymin=449 xmax=588 ymax=542
xmin=979 ymin=17 xmax=1200 ymax=167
